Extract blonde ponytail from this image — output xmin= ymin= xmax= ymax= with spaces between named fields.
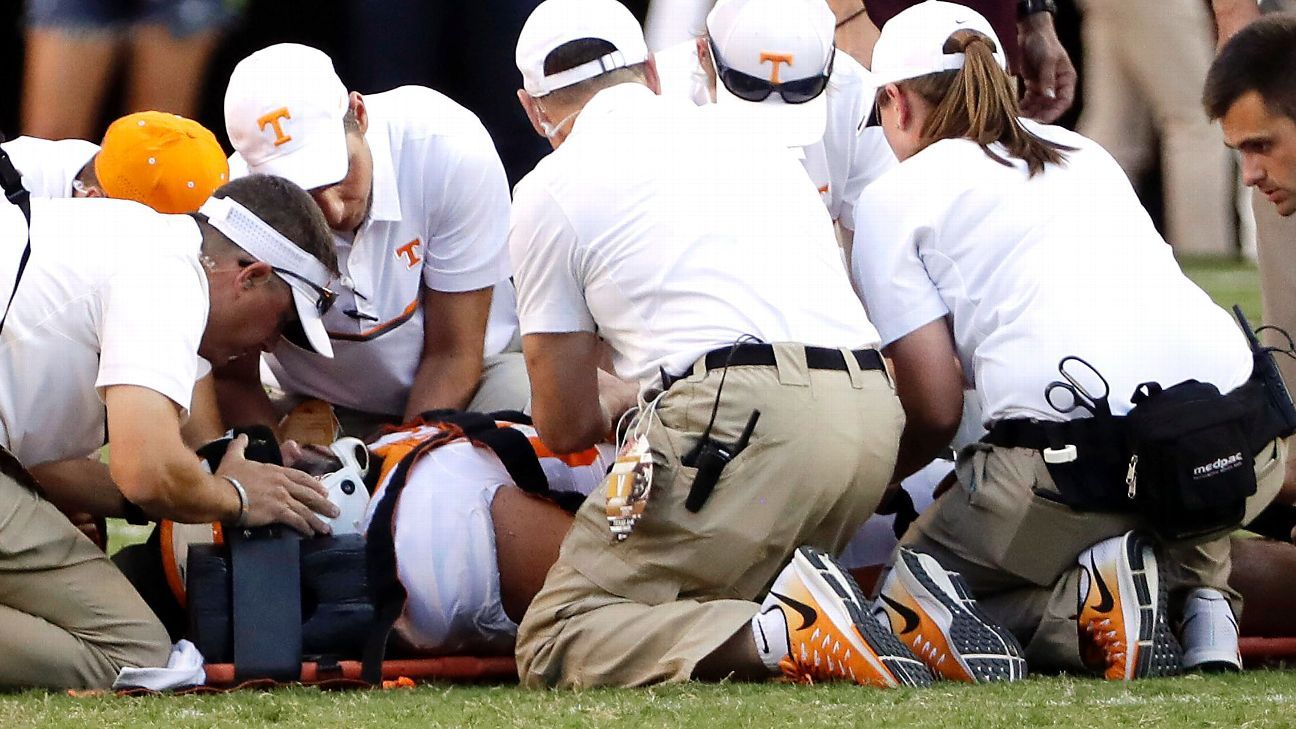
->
xmin=904 ymin=30 xmax=1072 ymax=176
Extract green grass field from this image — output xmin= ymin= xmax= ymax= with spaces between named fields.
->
xmin=11 ymin=257 xmax=1289 ymax=729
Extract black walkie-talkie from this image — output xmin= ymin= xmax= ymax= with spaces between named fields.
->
xmin=684 ymin=410 xmax=760 ymax=513
xmin=1234 ymin=304 xmax=1296 ymax=438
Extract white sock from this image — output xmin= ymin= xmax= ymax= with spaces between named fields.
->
xmin=751 ymin=606 xmax=790 ymax=674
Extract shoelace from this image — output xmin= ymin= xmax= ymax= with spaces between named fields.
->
xmin=1081 ymin=616 xmax=1127 ymax=676
xmin=777 ymin=627 xmax=861 ymax=685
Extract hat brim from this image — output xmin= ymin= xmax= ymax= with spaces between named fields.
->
xmin=247 ymin=127 xmax=349 ymax=191
xmin=714 ymin=81 xmax=828 ymax=149
xmin=285 ymin=286 xmax=334 ymax=358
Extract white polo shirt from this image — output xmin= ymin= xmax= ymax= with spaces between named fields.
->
xmin=654 ymin=42 xmax=896 ymax=228
xmin=852 ymin=121 xmax=1252 ymax=425
xmin=0 ymin=197 xmax=208 ymax=466
xmin=510 ymin=83 xmax=878 ymax=385
xmin=1 ymin=136 xmax=99 ymax=198
xmin=233 ymin=86 xmax=516 ymax=416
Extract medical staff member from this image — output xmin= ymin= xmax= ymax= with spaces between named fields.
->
xmin=1207 ymin=12 xmax=1296 ymax=380
xmin=2 ymin=111 xmax=235 ymax=454
xmin=218 ymin=44 xmax=527 ymax=436
xmin=0 ymin=174 xmax=340 ymax=689
xmin=851 ymin=1 xmax=1284 ymax=681
xmin=508 ymin=0 xmax=929 ymax=691
xmin=2 ymin=110 xmax=229 ymax=212
xmin=653 ymin=0 xmax=894 ymax=242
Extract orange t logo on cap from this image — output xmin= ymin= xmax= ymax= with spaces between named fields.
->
xmin=759 ymin=53 xmax=795 ymax=84
xmin=257 ymin=107 xmax=294 ymax=147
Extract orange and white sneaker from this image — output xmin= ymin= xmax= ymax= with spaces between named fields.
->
xmin=874 ymin=548 xmax=1027 ymax=683
xmin=1076 ymin=531 xmax=1182 ymax=680
xmin=760 ymin=546 xmax=934 ymax=688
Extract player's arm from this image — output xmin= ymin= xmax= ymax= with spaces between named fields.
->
xmin=27 ymin=457 xmax=128 ymax=518
xmin=104 ymin=384 xmax=337 ymax=532
xmin=212 ymin=354 xmax=281 ymax=433
xmin=884 ymin=317 xmax=965 ymax=482
xmin=403 ymin=285 xmax=492 ymax=420
xmin=1211 ymin=0 xmax=1261 ymax=48
xmin=524 ymin=331 xmax=633 ymax=454
xmin=182 ymin=371 xmax=227 ymax=448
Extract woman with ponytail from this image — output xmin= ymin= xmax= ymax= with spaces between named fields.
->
xmin=856 ymin=2 xmax=1283 ymax=683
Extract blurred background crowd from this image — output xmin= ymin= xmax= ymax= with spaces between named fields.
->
xmin=1 ymin=0 xmax=1290 ymax=257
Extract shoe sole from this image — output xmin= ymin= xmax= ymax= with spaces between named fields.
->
xmin=796 ymin=547 xmax=935 ymax=688
xmin=1119 ymin=533 xmax=1182 ymax=679
xmin=885 ymin=550 xmax=1027 ymax=683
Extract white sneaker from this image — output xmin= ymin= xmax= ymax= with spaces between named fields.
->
xmin=761 ymin=546 xmax=935 ymax=687
xmin=874 ymin=548 xmax=1027 ymax=683
xmin=1180 ymin=587 xmax=1242 ymax=672
xmin=1076 ymin=531 xmax=1182 ymax=680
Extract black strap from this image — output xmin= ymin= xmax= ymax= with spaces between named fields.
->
xmin=0 ymin=139 xmax=32 ymax=338
xmin=361 ymin=432 xmax=448 ymax=685
xmin=876 ymin=485 xmax=921 ymax=540
xmin=228 ymin=527 xmax=303 ymax=683
xmin=360 ymin=413 xmax=556 ymax=684
xmin=417 ymin=410 xmax=551 ymax=495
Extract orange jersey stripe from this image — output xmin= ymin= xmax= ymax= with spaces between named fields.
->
xmin=527 ymin=435 xmax=601 ymax=467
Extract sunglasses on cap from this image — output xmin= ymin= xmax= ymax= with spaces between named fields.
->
xmin=272 ymin=266 xmax=337 ymax=316
xmin=708 ymin=40 xmax=834 ymax=105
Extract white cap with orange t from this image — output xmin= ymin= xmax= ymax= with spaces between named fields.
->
xmin=223 ymin=43 xmax=350 ymax=192
xmin=704 ymin=0 xmax=836 ymax=148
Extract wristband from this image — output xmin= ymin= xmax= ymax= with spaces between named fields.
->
xmin=1017 ymin=0 xmax=1057 ymax=18
xmin=221 ymin=475 xmax=250 ymax=527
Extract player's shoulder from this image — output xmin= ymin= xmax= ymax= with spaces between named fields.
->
xmin=367 ymin=86 xmax=490 ymax=139
xmin=3 ymin=135 xmax=99 ymax=159
xmin=32 ymin=198 xmax=202 ymax=270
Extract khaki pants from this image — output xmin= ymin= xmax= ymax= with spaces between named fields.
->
xmin=1078 ymin=0 xmax=1233 ymax=256
xmin=0 ymin=470 xmax=170 ymax=689
xmin=903 ymin=440 xmax=1285 ymax=672
xmin=515 ymin=344 xmax=905 ymax=688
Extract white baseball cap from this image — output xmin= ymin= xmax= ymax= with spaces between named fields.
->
xmin=224 ymin=44 xmax=350 ymax=191
xmin=868 ymin=0 xmax=1007 ymax=87
xmin=516 ymin=0 xmax=649 ymax=98
xmin=705 ymin=0 xmax=835 ymax=148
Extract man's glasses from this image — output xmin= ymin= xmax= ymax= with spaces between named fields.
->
xmin=709 ymin=41 xmax=834 ymax=105
xmin=271 ymin=266 xmax=337 ymax=316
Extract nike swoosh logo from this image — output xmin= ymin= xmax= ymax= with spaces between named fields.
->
xmin=880 ymin=593 xmax=921 ymax=634
xmin=1089 ymin=554 xmax=1115 ymax=613
xmin=771 ymin=591 xmax=818 ymax=631
xmin=955 ymin=19 xmax=968 ymax=24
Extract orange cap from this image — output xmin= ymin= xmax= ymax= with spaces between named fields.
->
xmin=95 ymin=111 xmax=231 ymax=214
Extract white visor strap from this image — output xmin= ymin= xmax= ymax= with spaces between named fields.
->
xmin=198 ymin=196 xmax=332 ymax=288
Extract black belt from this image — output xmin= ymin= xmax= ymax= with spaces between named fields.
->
xmin=662 ymin=344 xmax=884 ymax=390
xmin=985 ymin=378 xmax=1274 ymax=456
xmin=984 ymin=417 xmax=1115 ymax=450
